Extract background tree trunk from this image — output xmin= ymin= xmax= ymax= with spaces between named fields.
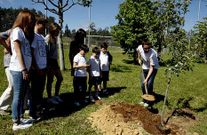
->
xmin=58 ymin=0 xmax=65 ymax=70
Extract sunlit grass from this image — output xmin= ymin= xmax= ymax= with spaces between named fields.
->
xmin=0 ymin=43 xmax=207 ymax=134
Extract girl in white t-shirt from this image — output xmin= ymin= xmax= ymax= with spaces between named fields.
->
xmin=9 ymin=10 xmax=36 ymax=131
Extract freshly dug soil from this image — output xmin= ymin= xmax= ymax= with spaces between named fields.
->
xmin=88 ymin=102 xmax=197 ymax=135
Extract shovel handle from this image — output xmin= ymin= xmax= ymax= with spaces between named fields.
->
xmin=144 ymin=83 xmax=149 ymax=94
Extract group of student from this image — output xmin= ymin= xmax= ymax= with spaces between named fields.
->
xmin=0 ymin=10 xmax=62 ymax=131
xmin=69 ymin=28 xmax=112 ymax=106
xmin=0 ymin=10 xmax=113 ymax=131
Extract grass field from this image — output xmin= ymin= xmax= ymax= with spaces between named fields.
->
xmin=0 ymin=45 xmax=207 ymax=135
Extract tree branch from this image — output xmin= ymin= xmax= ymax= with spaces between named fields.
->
xmin=32 ymin=0 xmax=58 ymax=15
xmin=48 ymin=8 xmax=58 ymax=15
xmin=62 ymin=0 xmax=69 ymax=9
xmin=63 ymin=2 xmax=76 ymax=12
xmin=48 ymin=0 xmax=59 ymax=8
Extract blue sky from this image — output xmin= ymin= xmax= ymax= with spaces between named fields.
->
xmin=0 ymin=0 xmax=207 ymax=31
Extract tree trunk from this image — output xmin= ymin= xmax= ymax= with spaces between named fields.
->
xmin=58 ymin=0 xmax=65 ymax=70
xmin=58 ymin=32 xmax=65 ymax=70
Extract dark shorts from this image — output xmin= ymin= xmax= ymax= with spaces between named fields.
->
xmin=89 ymin=76 xmax=101 ymax=85
xmin=101 ymin=71 xmax=109 ymax=81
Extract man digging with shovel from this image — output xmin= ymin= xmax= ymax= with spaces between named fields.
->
xmin=136 ymin=39 xmax=159 ymax=108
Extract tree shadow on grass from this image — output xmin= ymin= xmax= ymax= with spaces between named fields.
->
xmin=100 ymin=86 xmax=127 ymax=98
xmin=110 ymin=65 xmax=131 ymax=72
xmin=193 ymin=103 xmax=207 ymax=112
xmin=122 ymin=59 xmax=135 ymax=65
xmin=41 ymin=86 xmax=127 ymax=120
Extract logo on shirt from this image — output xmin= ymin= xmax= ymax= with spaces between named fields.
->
xmin=22 ymin=40 xmax=32 ymax=57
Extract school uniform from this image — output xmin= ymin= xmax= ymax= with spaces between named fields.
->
xmin=89 ymin=55 xmax=101 ymax=85
xmin=99 ymin=51 xmax=112 ymax=81
xmin=73 ymin=53 xmax=87 ymax=101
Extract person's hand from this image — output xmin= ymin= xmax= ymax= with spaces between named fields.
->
xmin=80 ymin=64 xmax=90 ymax=68
xmin=22 ymin=69 xmax=29 ymax=80
xmin=138 ymin=58 xmax=143 ymax=65
xmin=86 ymin=64 xmax=90 ymax=68
xmin=143 ymin=79 xmax=148 ymax=85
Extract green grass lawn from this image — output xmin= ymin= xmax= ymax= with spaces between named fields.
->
xmin=0 ymin=45 xmax=207 ymax=134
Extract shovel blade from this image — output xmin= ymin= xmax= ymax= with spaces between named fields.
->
xmin=142 ymin=94 xmax=155 ymax=101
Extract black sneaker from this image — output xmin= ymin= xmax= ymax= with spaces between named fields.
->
xmin=102 ymin=89 xmax=109 ymax=94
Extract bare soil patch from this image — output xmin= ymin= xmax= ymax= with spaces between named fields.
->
xmin=88 ymin=102 xmax=197 ymax=135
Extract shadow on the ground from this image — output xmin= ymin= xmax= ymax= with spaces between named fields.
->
xmin=145 ymin=92 xmax=169 ymax=114
xmin=193 ymin=103 xmax=207 ymax=112
xmin=41 ymin=86 xmax=127 ymax=120
xmin=122 ymin=59 xmax=135 ymax=65
xmin=110 ymin=64 xmax=132 ymax=72
xmin=100 ymin=86 xmax=127 ymax=98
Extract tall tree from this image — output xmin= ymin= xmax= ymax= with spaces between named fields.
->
xmin=0 ymin=7 xmax=54 ymax=32
xmin=192 ymin=17 xmax=207 ymax=62
xmin=111 ymin=0 xmax=190 ymax=63
xmin=31 ymin=0 xmax=92 ymax=70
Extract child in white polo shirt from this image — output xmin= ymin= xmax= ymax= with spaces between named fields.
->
xmin=99 ymin=42 xmax=113 ymax=94
xmin=88 ymin=47 xmax=101 ymax=102
xmin=73 ymin=44 xmax=89 ymax=106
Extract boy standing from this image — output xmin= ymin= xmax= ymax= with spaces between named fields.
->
xmin=73 ymin=44 xmax=89 ymax=106
xmin=99 ymin=42 xmax=113 ymax=94
xmin=88 ymin=47 xmax=101 ymax=102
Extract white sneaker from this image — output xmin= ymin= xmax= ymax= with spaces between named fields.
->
xmin=0 ymin=109 xmax=10 ymax=115
xmin=95 ymin=95 xmax=101 ymax=100
xmin=20 ymin=118 xmax=34 ymax=124
xmin=139 ymin=101 xmax=145 ymax=106
xmin=143 ymin=103 xmax=149 ymax=108
xmin=47 ymin=98 xmax=59 ymax=105
xmin=89 ymin=96 xmax=95 ymax=103
xmin=53 ymin=96 xmax=63 ymax=103
xmin=12 ymin=123 xmax=32 ymax=131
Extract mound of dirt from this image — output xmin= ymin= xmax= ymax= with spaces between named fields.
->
xmin=88 ymin=102 xmax=197 ymax=135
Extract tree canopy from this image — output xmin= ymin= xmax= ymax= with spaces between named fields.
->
xmin=111 ymin=0 xmax=190 ymax=54
xmin=0 ymin=7 xmax=54 ymax=32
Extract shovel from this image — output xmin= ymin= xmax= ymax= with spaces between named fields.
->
xmin=142 ymin=83 xmax=155 ymax=101
xmin=140 ymin=70 xmax=155 ymax=101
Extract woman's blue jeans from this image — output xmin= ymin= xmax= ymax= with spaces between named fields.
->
xmin=10 ymin=71 xmax=28 ymax=124
xmin=141 ymin=68 xmax=158 ymax=95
